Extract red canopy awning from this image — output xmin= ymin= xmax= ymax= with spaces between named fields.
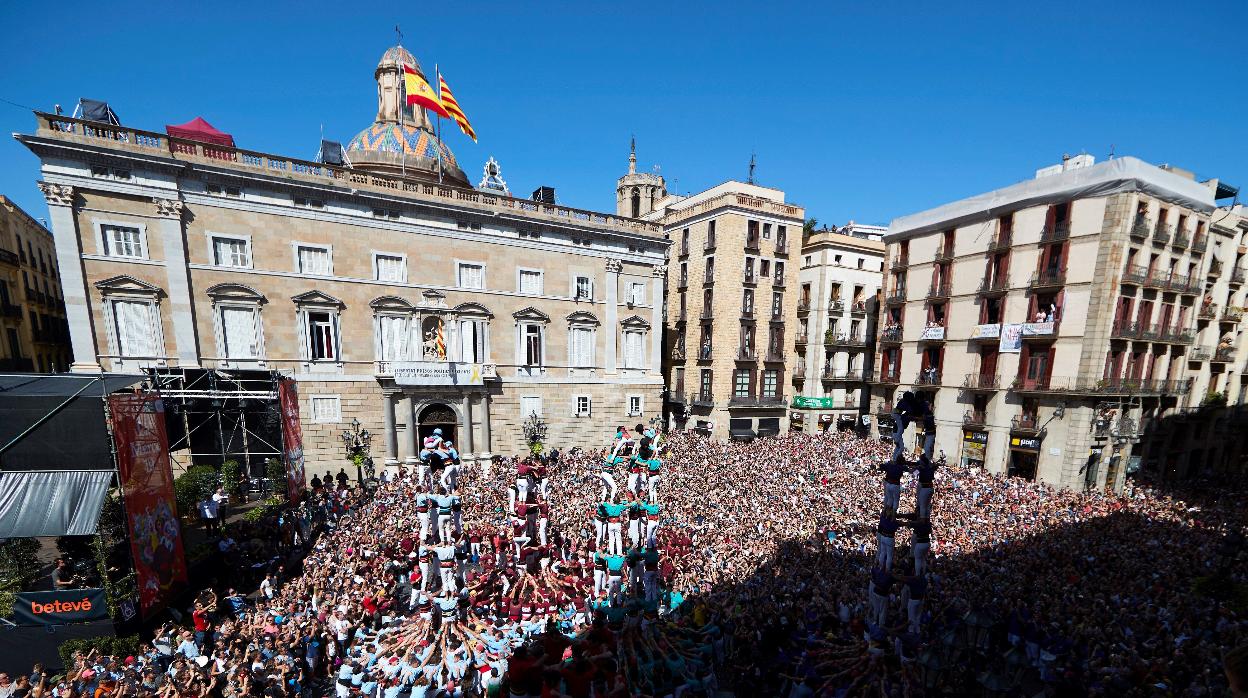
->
xmin=165 ymin=116 xmax=235 ymax=147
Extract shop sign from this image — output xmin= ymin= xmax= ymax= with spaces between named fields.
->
xmin=963 ymin=430 xmax=988 ymax=444
xmin=1010 ymin=436 xmax=1042 ymax=451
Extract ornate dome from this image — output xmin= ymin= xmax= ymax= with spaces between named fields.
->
xmin=377 ymin=46 xmax=421 ymax=75
xmin=347 ymin=122 xmax=459 ymax=168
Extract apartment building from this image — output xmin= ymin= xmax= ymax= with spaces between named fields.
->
xmin=875 ymin=155 xmax=1233 ymax=492
xmin=791 ymin=223 xmax=885 ymax=432
xmin=0 ymin=195 xmax=70 ymax=372
xmin=16 ymin=46 xmax=669 ymax=466
xmin=1134 ymin=202 xmax=1248 ymax=480
xmin=636 ymin=177 xmax=803 ymax=440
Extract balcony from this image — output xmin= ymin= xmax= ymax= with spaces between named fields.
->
xmin=1008 ymin=375 xmax=1192 ymax=397
xmin=963 ymin=410 xmax=987 ymax=428
xmin=736 ymin=347 xmax=757 ymax=361
xmin=1224 ymin=307 xmax=1244 ymax=324
xmin=795 ymin=333 xmax=809 ymax=346
xmin=1173 ymin=230 xmax=1190 ymax=249
xmin=825 ymin=332 xmax=866 ymax=348
xmin=978 ymin=276 xmax=1009 ymax=295
xmin=700 ymin=307 xmax=715 ymax=320
xmin=704 ymin=233 xmax=716 ymax=251
xmin=822 ymin=367 xmax=864 ymax=382
xmin=797 ymin=299 xmax=811 ymax=312
xmin=1210 ymin=259 xmax=1223 ymax=277
xmin=743 ymin=271 xmax=759 ymax=285
xmin=792 ymin=364 xmax=806 ymax=380
xmin=1197 ymin=303 xmax=1218 ymax=321
xmin=697 ymin=343 xmax=713 ymax=360
xmin=678 ymin=242 xmax=690 ymax=257
xmin=765 ymin=348 xmax=785 ymax=362
xmin=850 ymin=301 xmax=868 ymax=316
xmin=1022 ymin=320 xmax=1058 ymax=339
xmin=934 ymin=244 xmax=954 ymax=261
xmin=988 ymin=232 xmax=1012 ymax=252
xmin=774 ymin=238 xmax=789 ymax=256
xmin=1039 ymin=221 xmax=1070 ymax=243
xmin=914 ymin=369 xmax=942 ymax=386
xmin=926 ymin=281 xmax=951 ymax=300
xmin=0 ymin=303 xmax=21 ymax=319
xmin=690 ymin=392 xmax=714 ymax=407
xmin=1192 ymin=234 xmax=1207 ymax=253
xmin=702 ymin=273 xmax=715 ymax=286
xmin=671 ymin=345 xmax=686 ymax=361
xmin=1130 ymin=216 xmax=1151 ymax=239
xmin=676 ymin=277 xmax=688 ymax=291
xmin=0 ymin=248 xmax=18 ymax=266
xmin=1029 ymin=267 xmax=1066 ymax=289
xmin=1012 ymin=376 xmax=1051 ymax=392
xmin=890 ymin=255 xmax=909 ymax=271
xmin=745 ymin=236 xmax=761 ymax=252
xmin=1214 ymin=347 xmax=1236 ymax=363
xmin=886 ymin=289 xmax=907 ymax=305
xmin=877 ymin=370 xmax=901 ymax=385
xmin=1121 ymin=265 xmax=1147 ymax=286
xmin=829 ymin=299 xmax=845 ymax=313
xmin=1152 ymin=223 xmax=1173 ymax=245
xmin=1189 ymin=347 xmax=1212 ymax=362
xmin=729 ymin=394 xmax=786 ymax=407
xmin=1011 ymin=414 xmax=1043 ymax=435
xmin=962 ymin=373 xmax=1001 ymax=391
xmin=1159 ymin=326 xmax=1194 ymax=345
xmin=1233 ymin=268 xmax=1247 ymax=286
xmin=879 ymin=325 xmax=904 ymax=344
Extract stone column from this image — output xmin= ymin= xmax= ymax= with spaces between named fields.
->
xmin=382 ymin=389 xmax=399 ymax=466
xmin=38 ymin=183 xmax=101 ymax=372
xmin=480 ymin=391 xmax=493 ymax=457
xmin=461 ymin=392 xmax=475 ymax=457
xmin=402 ymin=395 xmax=418 ymax=464
xmin=604 ymin=259 xmax=622 ymax=374
xmin=650 ymin=264 xmax=665 ymax=374
xmin=152 ymin=198 xmax=199 ymax=367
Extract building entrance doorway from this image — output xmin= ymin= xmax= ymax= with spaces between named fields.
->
xmin=1008 ymin=450 xmax=1038 ymax=480
xmin=418 ymin=403 xmax=457 ymax=447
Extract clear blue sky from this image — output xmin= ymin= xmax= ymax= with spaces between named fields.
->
xmin=1 ymin=1 xmax=1245 ymax=228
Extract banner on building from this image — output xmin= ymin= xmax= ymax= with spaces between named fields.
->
xmin=393 ymin=361 xmax=484 ymax=386
xmin=1023 ymin=321 xmax=1056 ymax=337
xmin=12 ymin=588 xmax=109 ymax=626
xmin=109 ymin=393 xmax=187 ymax=619
xmin=278 ymin=378 xmax=306 ymax=503
xmin=919 ymin=325 xmax=946 ymax=341
xmin=999 ymin=323 xmax=1024 ymax=353
xmin=970 ymin=323 xmax=1001 ymax=340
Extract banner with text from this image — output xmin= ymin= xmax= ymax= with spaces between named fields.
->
xmin=278 ymin=378 xmax=306 ymax=503
xmin=12 ymin=588 xmax=108 ymax=626
xmin=393 ymin=361 xmax=484 ymax=386
xmin=109 ymin=393 xmax=186 ymax=619
xmin=999 ymin=323 xmax=1024 ymax=353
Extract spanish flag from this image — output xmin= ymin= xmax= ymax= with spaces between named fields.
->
xmin=403 ymin=65 xmax=450 ymax=119
xmin=438 ymin=73 xmax=477 ymax=142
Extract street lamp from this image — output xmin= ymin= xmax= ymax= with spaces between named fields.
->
xmin=521 ymin=412 xmax=547 ymax=454
xmin=916 ymin=647 xmax=947 ymax=690
xmin=340 ymin=418 xmax=373 ymax=485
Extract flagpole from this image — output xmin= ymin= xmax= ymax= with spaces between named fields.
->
xmin=435 ymin=63 xmax=444 ymax=185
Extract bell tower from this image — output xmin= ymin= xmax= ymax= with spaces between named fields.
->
xmin=615 ymin=137 xmax=666 ymax=218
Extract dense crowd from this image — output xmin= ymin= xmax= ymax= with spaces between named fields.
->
xmin=8 ymin=418 xmax=1248 ymax=697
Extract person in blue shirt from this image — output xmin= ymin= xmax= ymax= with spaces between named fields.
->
xmin=914 ymin=454 xmax=938 ymax=520
xmin=878 ymin=458 xmax=907 ymax=512
xmin=890 ymin=391 xmax=923 ymax=462
xmin=439 ymin=441 xmax=461 ymax=491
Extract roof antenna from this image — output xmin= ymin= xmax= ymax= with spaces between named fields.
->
xmin=748 ymin=152 xmax=756 ymax=185
xmin=1107 ymin=144 xmax=1115 ymax=160
xmin=395 ymin=24 xmax=403 ymax=46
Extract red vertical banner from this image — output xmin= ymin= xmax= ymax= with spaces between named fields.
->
xmin=278 ymin=378 xmax=306 ymax=502
xmin=109 ymin=393 xmax=187 ymax=619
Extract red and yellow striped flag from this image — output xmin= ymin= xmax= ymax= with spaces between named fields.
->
xmin=438 ymin=73 xmax=477 ymax=142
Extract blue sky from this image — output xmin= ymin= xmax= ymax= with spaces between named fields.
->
xmin=1 ymin=1 xmax=1245 ymax=228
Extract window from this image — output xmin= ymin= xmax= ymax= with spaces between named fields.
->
xmin=305 ymin=311 xmax=337 ymax=361
xmin=742 ymin=290 xmax=754 ymax=315
xmin=520 ymin=396 xmax=543 ymax=418
xmin=704 ymin=257 xmax=715 ymax=282
xmin=522 ymin=324 xmax=543 ymax=366
xmin=519 ymin=269 xmax=544 ymax=295
xmin=574 ymin=395 xmax=592 ymax=417
xmin=834 ymin=254 xmax=843 ymax=265
xmin=733 ymin=369 xmax=752 ymax=398
xmin=627 ymin=395 xmax=643 ymax=416
xmin=101 ymin=224 xmax=146 ymax=259
xmin=622 ymin=330 xmax=646 ymax=369
xmin=777 ymin=226 xmax=787 ymax=248
xmin=760 ymin=259 xmax=771 ymax=278
xmin=628 ymin=282 xmax=645 ymax=306
xmin=111 ymin=299 xmax=159 ymax=357
xmin=219 ymin=306 xmax=260 ymax=359
xmin=771 ymin=292 xmax=782 ymax=318
xmin=699 ymin=369 xmax=712 ymax=397
xmin=311 ymin=396 xmax=341 ymax=423
xmin=376 ymin=314 xmax=409 ymax=362
xmin=296 ymin=245 xmax=332 ymax=276
xmin=706 ymin=220 xmax=716 ymax=248
xmin=680 ymin=228 xmax=689 ymax=254
xmin=295 ymin=197 xmax=325 ymax=209
xmin=573 ymin=275 xmax=593 ymax=300
xmin=569 ymin=326 xmax=594 ymax=367
xmin=459 ymin=319 xmax=488 ymax=363
xmin=458 ymin=262 xmax=485 ymax=289
xmin=774 ymin=261 xmax=785 ymax=282
xmin=857 ymin=258 xmax=864 ymax=269
xmin=761 ymin=369 xmax=779 ymax=398
xmin=804 ymin=255 xmax=812 ymax=267
xmin=763 ymin=223 xmax=772 ymax=240
xmin=375 ymin=253 xmax=407 ymax=282
xmin=679 ymin=263 xmax=688 ymax=286
xmin=212 ymin=236 xmax=251 ymax=268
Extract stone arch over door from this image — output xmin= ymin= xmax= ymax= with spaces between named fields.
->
xmin=416 ymin=401 xmax=461 ymax=448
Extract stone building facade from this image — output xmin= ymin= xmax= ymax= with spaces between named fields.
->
xmin=875 ymin=155 xmax=1234 ymax=492
xmin=0 ymin=195 xmax=70 ymax=372
xmin=632 ymin=174 xmax=803 ymax=440
xmin=791 ymin=224 xmax=885 ymax=432
xmin=16 ymin=46 xmax=668 ymax=472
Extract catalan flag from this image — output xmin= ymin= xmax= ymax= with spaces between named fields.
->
xmin=438 ymin=73 xmax=477 ymax=142
xmin=403 ymin=65 xmax=450 ymax=119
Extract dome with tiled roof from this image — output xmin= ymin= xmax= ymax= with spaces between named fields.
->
xmin=345 ymin=46 xmax=469 ymax=185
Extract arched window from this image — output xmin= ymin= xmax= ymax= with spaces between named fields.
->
xmin=631 ymin=188 xmax=640 ymax=218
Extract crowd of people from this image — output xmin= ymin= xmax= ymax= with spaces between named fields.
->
xmin=10 ymin=413 xmax=1248 ymax=697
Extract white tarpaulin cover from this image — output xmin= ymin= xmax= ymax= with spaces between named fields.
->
xmin=887 ymin=156 xmax=1215 ymax=240
xmin=0 ymin=470 xmax=114 ymax=537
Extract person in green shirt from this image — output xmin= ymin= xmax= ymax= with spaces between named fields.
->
xmin=642 ymin=501 xmax=661 ymax=548
xmin=604 ymin=553 xmax=627 ymax=603
xmin=602 ymin=501 xmax=628 ymax=555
